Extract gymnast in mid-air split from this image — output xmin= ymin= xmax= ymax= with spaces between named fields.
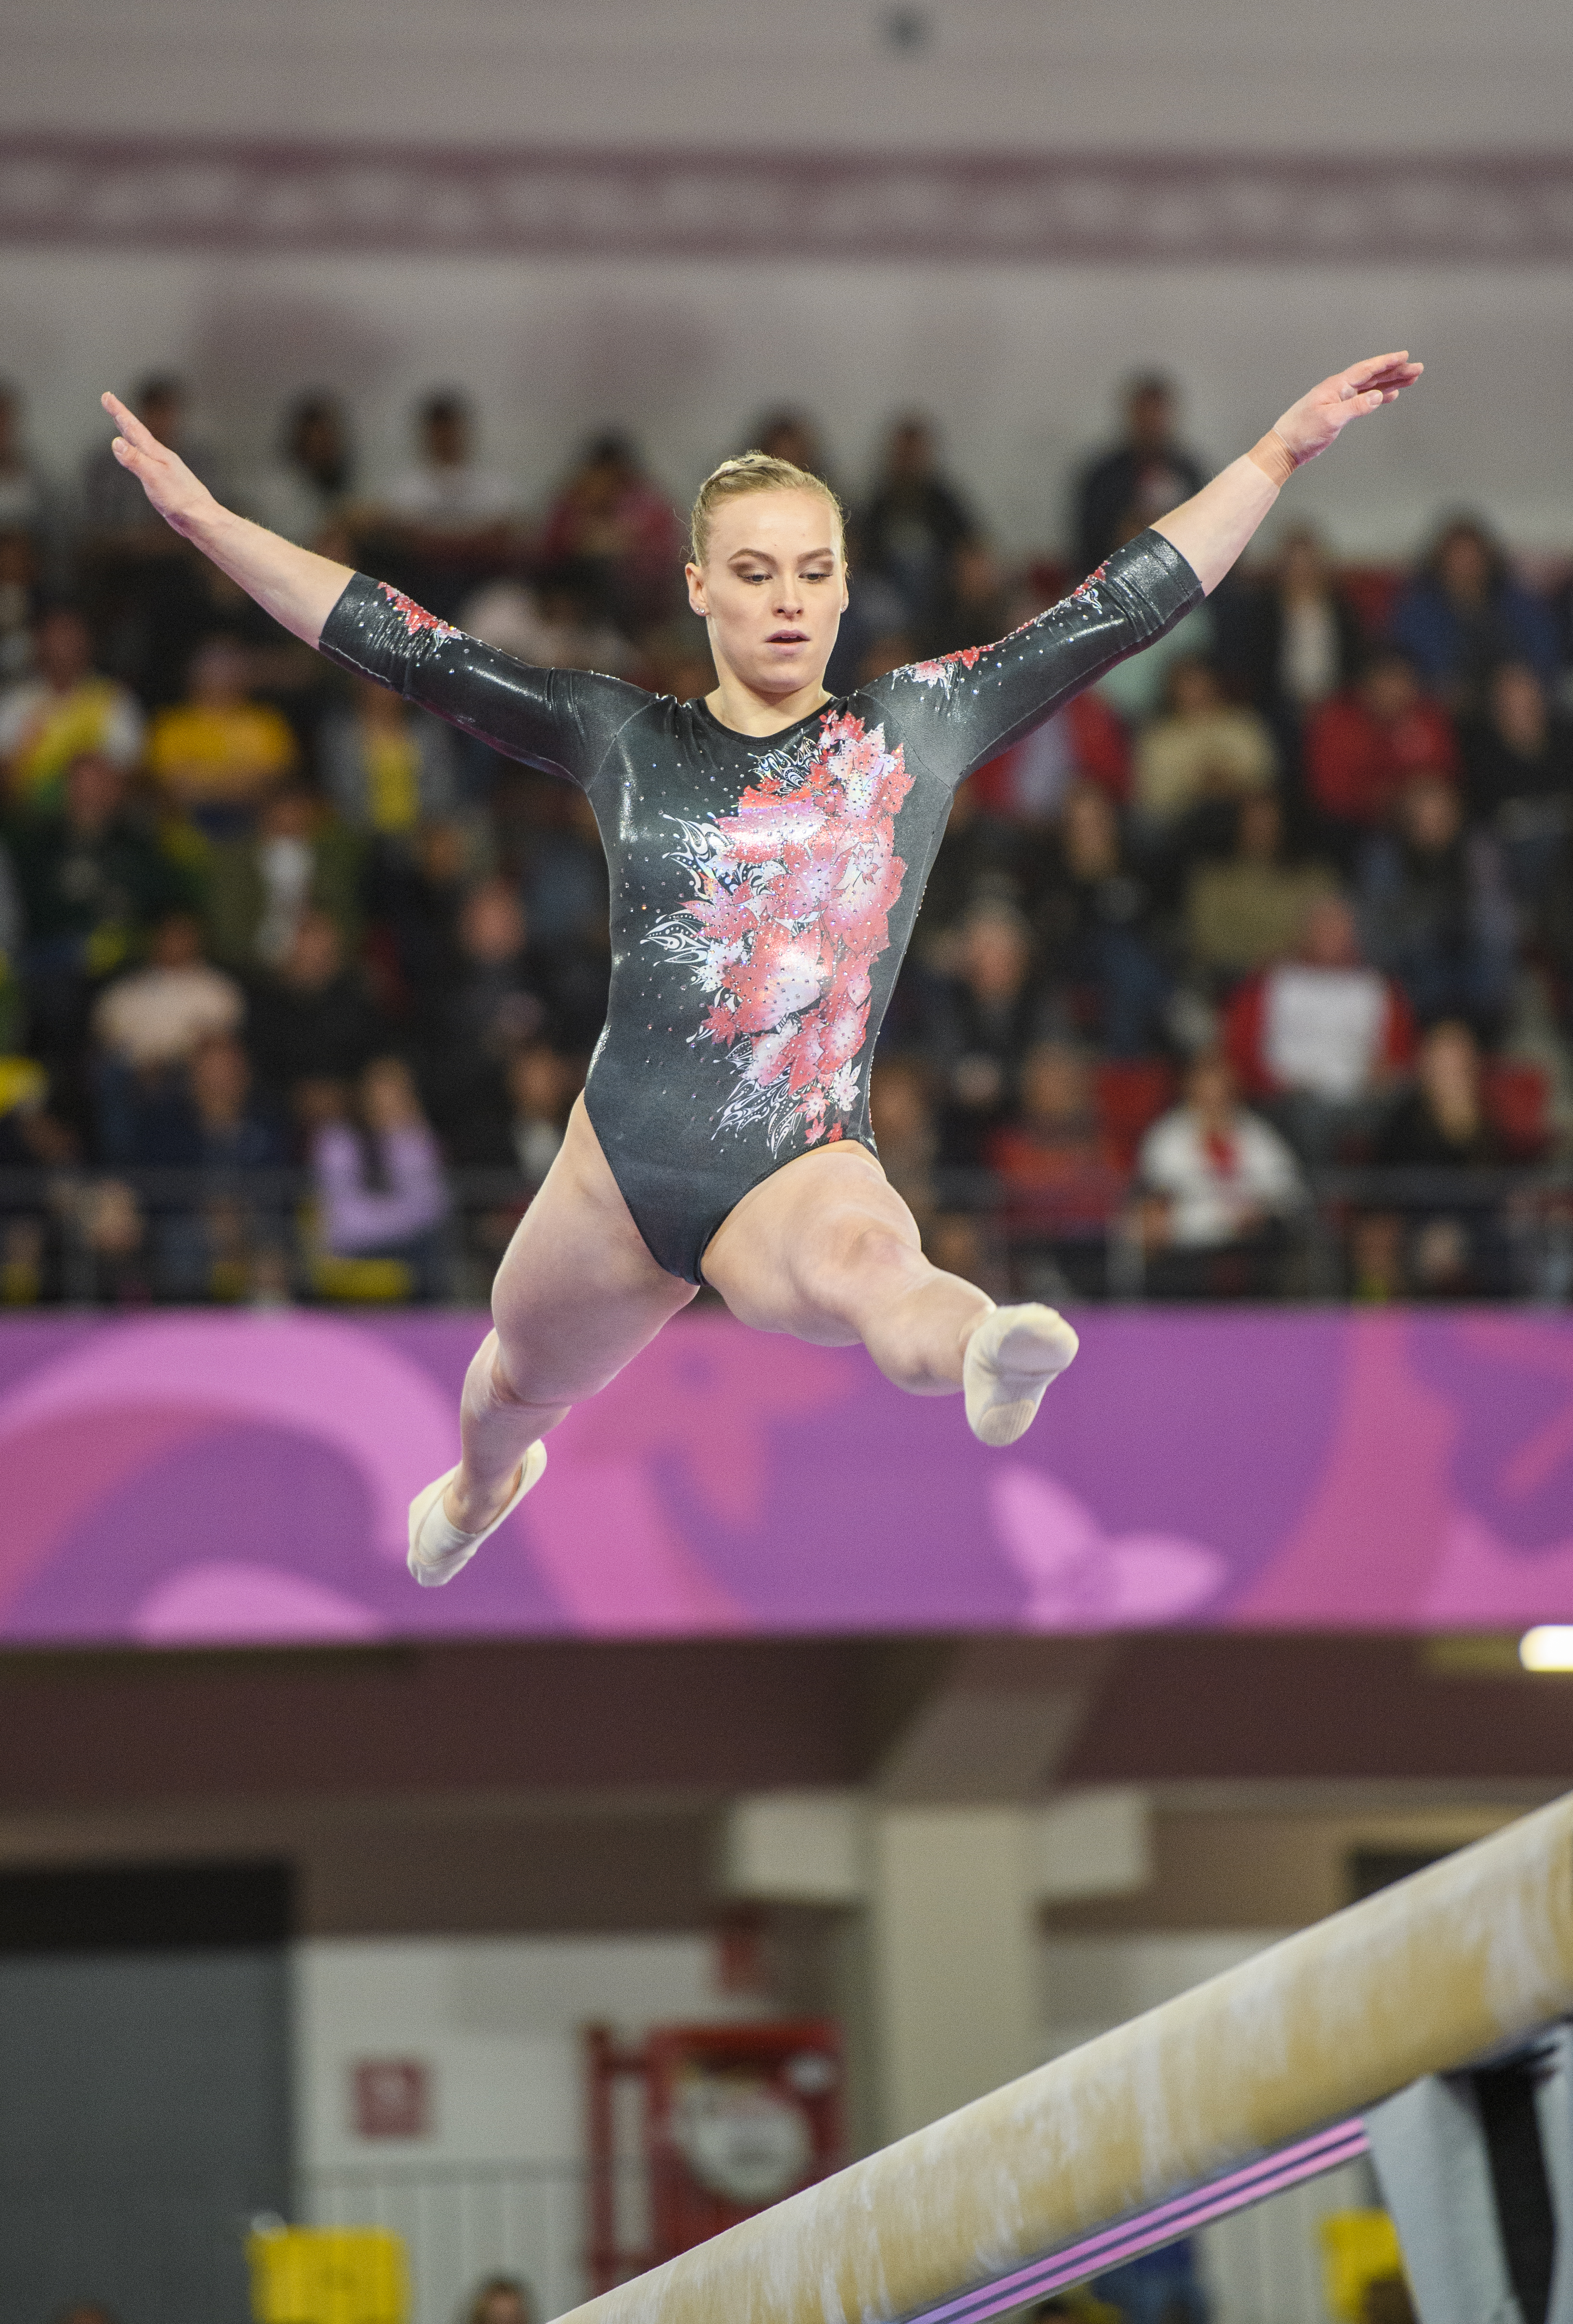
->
xmin=102 ymin=349 xmax=1420 ymax=1583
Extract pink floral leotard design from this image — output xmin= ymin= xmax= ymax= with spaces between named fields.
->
xmin=320 ymin=535 xmax=1200 ymax=1279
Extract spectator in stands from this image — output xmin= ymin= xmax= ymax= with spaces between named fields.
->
xmin=309 ymin=1055 xmax=450 ymax=1297
xmin=110 ymin=1029 xmax=287 ymax=1297
xmin=1304 ymin=648 xmax=1458 ymax=843
xmin=924 ymin=899 xmax=1051 ymax=1161
xmin=1224 ymin=892 xmax=1414 ymax=1161
xmin=934 ymin=536 xmax=1013 ymax=660
xmin=1072 ymin=373 xmax=1207 ymax=579
xmin=905 ymin=777 xmax=1019 ymax=978
xmin=247 ymin=907 xmax=387 ymax=1103
xmin=515 ymin=786 xmax=609 ymax=957
xmin=460 ymin=565 xmax=640 ymax=677
xmin=1133 ymin=655 xmax=1277 ymax=829
xmin=1185 ymin=793 xmax=1339 ymax=986
xmin=381 ymin=389 xmax=518 ymax=548
xmin=0 ymin=606 xmax=145 ymax=812
xmin=204 ymin=778 xmax=363 ymax=973
xmin=1462 ymin=660 xmax=1573 ymax=904
xmin=12 ymin=752 xmax=190 ymax=1064
xmin=418 ymin=875 xmax=552 ymax=1145
xmin=1356 ymin=772 xmax=1515 ymax=1037
xmin=0 ymin=381 xmax=54 ymax=546
xmin=1368 ymin=1019 xmax=1512 ymax=1297
xmin=146 ymin=635 xmax=298 ymax=835
xmin=1035 ymin=782 xmax=1167 ymax=1056
xmin=1391 ymin=515 xmax=1559 ymax=711
xmin=365 ymin=814 xmax=474 ymax=1013
xmin=319 ymin=674 xmax=459 ymax=842
xmin=91 ymin=908 xmax=243 ymax=1074
xmin=0 ymin=530 xmax=40 ymax=683
xmin=1226 ymin=524 xmax=1363 ymax=721
xmin=868 ymin=1055 xmax=941 ymax=1230
xmin=249 ymin=390 xmax=356 ymax=548
xmin=856 ymin=415 xmax=977 ymax=640
xmin=976 ymin=686 xmax=1131 ymax=824
xmin=118 ymin=1028 xmax=282 ymax=1169
xmin=988 ymin=1041 xmax=1127 ymax=1296
xmin=1136 ymin=1049 xmax=1304 ymax=1297
xmin=505 ymin=1042 xmax=572 ymax=1192
xmin=463 ymin=2274 xmax=537 ymax=2324
xmin=751 ymin=409 xmax=836 ymax=490
xmin=539 ymin=431 xmax=683 ymax=633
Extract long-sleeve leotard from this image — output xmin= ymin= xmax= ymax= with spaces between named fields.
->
xmin=319 ymin=530 xmax=1200 ymax=1278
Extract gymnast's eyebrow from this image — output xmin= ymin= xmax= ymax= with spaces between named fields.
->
xmin=726 ymin=543 xmax=837 ymax=563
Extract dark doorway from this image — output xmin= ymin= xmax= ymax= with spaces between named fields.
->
xmin=0 ymin=1861 xmax=292 ymax=2324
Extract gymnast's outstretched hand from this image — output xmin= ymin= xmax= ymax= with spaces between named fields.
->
xmin=1269 ymin=350 xmax=1424 ymax=467
xmin=1154 ymin=349 xmax=1423 ymax=595
xmin=98 ymin=389 xmax=353 ymax=646
xmin=101 ymin=390 xmax=216 ymax=541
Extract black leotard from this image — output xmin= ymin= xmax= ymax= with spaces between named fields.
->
xmin=319 ymin=531 xmax=1201 ymax=1280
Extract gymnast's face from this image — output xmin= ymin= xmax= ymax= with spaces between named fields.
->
xmin=686 ymin=489 xmax=849 ymax=705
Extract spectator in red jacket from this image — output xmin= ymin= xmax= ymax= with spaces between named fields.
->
xmin=1224 ymin=892 xmax=1414 ymax=1162
xmin=1304 ymin=649 xmax=1458 ymax=846
xmin=987 ymin=1040 xmax=1128 ymax=1297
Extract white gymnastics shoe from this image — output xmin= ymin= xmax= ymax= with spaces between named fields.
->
xmin=962 ymin=1304 xmax=1080 ymax=1448
xmin=407 ymin=1442 xmax=547 ymax=1587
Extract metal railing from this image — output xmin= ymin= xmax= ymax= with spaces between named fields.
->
xmin=301 ymin=2159 xmax=642 ymax=2324
xmin=0 ymin=2148 xmax=1377 ymax=2324
xmin=0 ymin=1162 xmax=1569 ymax=1308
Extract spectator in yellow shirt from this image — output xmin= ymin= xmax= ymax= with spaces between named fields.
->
xmin=0 ymin=608 xmax=145 ymax=812
xmin=1134 ymin=655 xmax=1277 ymax=828
xmin=146 ymin=634 xmax=296 ymax=835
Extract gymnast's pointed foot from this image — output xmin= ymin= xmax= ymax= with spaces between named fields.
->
xmin=962 ymin=1304 xmax=1079 ymax=1448
xmin=407 ymin=1442 xmax=548 ymax=1587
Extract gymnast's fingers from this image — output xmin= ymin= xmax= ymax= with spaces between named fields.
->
xmin=101 ymin=391 xmax=159 ymax=460
xmin=1342 ymin=351 xmax=1410 ymax=389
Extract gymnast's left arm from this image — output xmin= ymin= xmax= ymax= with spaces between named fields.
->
xmin=874 ymin=350 xmax=1421 ymax=785
xmin=1153 ymin=350 xmax=1422 ymax=595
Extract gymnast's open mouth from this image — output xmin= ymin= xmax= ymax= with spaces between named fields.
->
xmin=767 ymin=627 xmax=810 ymax=643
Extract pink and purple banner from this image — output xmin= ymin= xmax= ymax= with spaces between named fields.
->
xmin=1 ymin=1309 xmax=1571 ymax=1648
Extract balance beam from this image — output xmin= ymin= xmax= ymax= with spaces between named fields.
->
xmin=552 ymin=1791 xmax=1573 ymax=2324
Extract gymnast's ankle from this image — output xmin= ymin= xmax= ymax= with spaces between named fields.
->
xmin=443 ymin=1461 xmax=526 ymax=1535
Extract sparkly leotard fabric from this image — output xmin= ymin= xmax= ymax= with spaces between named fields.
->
xmin=319 ymin=531 xmax=1201 ymax=1279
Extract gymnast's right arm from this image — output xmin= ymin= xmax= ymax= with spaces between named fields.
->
xmin=99 ymin=389 xmax=640 ymax=785
xmin=102 ymin=391 xmax=353 ymax=648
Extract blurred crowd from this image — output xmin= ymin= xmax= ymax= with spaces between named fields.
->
xmin=1 ymin=368 xmax=1572 ymax=1307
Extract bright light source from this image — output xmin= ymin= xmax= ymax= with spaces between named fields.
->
xmin=1519 ymin=1626 xmax=1573 ymax=1672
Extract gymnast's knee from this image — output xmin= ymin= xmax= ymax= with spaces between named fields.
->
xmin=796 ymin=1208 xmax=918 ymax=1315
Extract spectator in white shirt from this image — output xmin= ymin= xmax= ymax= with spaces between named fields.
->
xmin=1137 ymin=1050 xmax=1305 ymax=1295
xmin=92 ymin=909 xmax=244 ymax=1072
xmin=381 ymin=392 xmax=517 ymax=541
xmin=1223 ymin=893 xmax=1416 ymax=1162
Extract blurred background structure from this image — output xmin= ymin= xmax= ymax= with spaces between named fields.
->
xmin=2 ymin=0 xmax=1573 ymax=2320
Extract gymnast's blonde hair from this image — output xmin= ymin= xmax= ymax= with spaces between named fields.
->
xmin=688 ymin=452 xmax=845 ymax=568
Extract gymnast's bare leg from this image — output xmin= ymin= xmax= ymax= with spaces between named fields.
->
xmin=700 ymin=1141 xmax=1075 ymax=1441
xmin=428 ymin=1099 xmax=1077 ymax=1579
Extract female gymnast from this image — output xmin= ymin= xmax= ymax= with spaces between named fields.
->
xmin=102 ymin=351 xmax=1420 ymax=1583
